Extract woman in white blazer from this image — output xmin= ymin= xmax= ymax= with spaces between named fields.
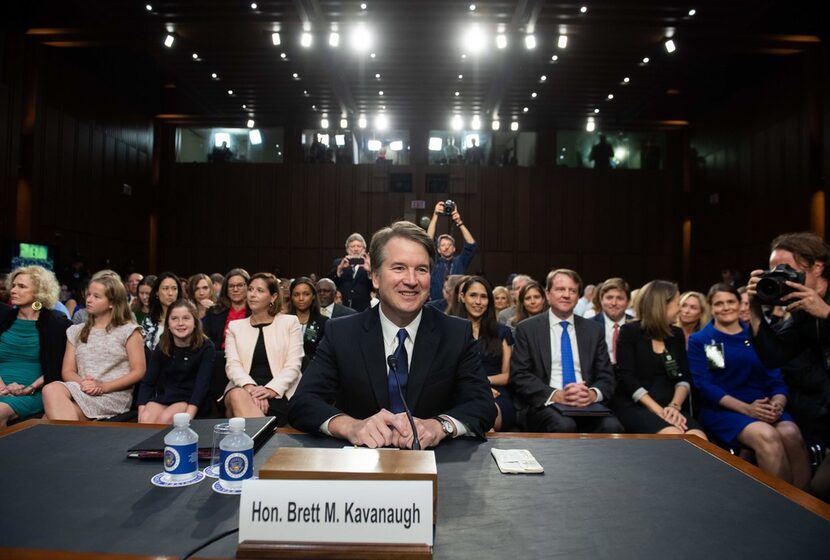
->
xmin=223 ymin=273 xmax=303 ymax=425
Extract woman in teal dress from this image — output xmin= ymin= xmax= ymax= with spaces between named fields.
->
xmin=0 ymin=266 xmax=71 ymax=427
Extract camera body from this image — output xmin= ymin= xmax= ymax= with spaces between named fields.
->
xmin=756 ymin=264 xmax=805 ymax=306
xmin=348 ymin=257 xmax=365 ymax=266
xmin=442 ymin=200 xmax=456 ymax=216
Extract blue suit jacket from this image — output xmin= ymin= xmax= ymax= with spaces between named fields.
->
xmin=288 ymin=304 xmax=496 ymax=437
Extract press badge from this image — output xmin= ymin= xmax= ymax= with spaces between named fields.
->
xmin=704 ymin=341 xmax=725 ymax=370
xmin=662 ymin=352 xmax=682 ymax=379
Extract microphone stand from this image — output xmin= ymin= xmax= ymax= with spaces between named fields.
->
xmin=387 ymin=355 xmax=421 ymax=450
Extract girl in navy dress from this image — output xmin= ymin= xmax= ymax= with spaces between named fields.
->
xmin=688 ymin=283 xmax=811 ymax=489
xmin=136 ymin=299 xmax=215 ymax=423
xmin=454 ymin=276 xmax=515 ymax=431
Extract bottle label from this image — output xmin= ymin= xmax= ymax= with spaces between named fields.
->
xmin=220 ymin=448 xmax=254 ymax=481
xmin=164 ymin=443 xmax=198 ymax=475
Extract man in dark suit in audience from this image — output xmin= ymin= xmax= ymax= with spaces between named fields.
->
xmin=591 ymin=277 xmax=634 ymax=365
xmin=510 ymin=268 xmax=622 ymax=433
xmin=316 ymin=278 xmax=357 ymax=319
xmin=290 ymin=221 xmax=496 ymax=448
xmin=331 ymin=233 xmax=374 ymax=311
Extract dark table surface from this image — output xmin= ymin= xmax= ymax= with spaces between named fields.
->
xmin=1 ymin=422 xmax=829 ymax=559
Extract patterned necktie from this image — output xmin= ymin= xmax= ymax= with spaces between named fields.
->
xmin=388 ymin=328 xmax=409 ymax=413
xmin=560 ymin=321 xmax=577 ymax=386
xmin=612 ymin=323 xmax=620 ymax=363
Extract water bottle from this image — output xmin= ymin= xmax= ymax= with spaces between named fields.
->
xmin=163 ymin=412 xmax=198 ymax=481
xmin=219 ymin=417 xmax=254 ymax=489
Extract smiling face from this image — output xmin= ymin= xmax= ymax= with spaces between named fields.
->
xmin=546 ymin=274 xmax=579 ymax=319
xmin=291 ymin=282 xmax=315 ymax=313
xmin=437 ymin=237 xmax=455 ymax=258
xmin=739 ymin=291 xmax=751 ymax=323
xmin=9 ymin=273 xmax=35 ymax=308
xmin=167 ymin=305 xmax=196 ymax=344
xmin=247 ymin=278 xmax=277 ymax=314
xmin=679 ymin=295 xmax=702 ymax=326
xmin=600 ymin=288 xmax=629 ymax=322
xmin=463 ymin=281 xmax=489 ymax=321
xmin=372 ymin=236 xmax=431 ymax=327
xmin=85 ymin=281 xmax=112 ymax=317
xmin=710 ymin=291 xmax=740 ymax=330
xmin=492 ymin=290 xmax=509 ymax=312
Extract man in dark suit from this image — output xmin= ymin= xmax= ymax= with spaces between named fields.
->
xmin=591 ymin=277 xmax=634 ymax=365
xmin=510 ymin=268 xmax=622 ymax=433
xmin=290 ymin=221 xmax=496 ymax=448
xmin=330 ymin=233 xmax=374 ymax=312
xmin=316 ymin=278 xmax=357 ymax=319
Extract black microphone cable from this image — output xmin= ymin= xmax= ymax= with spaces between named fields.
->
xmin=387 ymin=355 xmax=421 ymax=450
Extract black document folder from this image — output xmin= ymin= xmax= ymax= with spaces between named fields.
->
xmin=126 ymin=416 xmax=278 ymax=459
xmin=552 ymin=403 xmax=612 ymax=417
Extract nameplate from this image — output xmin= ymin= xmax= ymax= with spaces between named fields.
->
xmin=238 ymin=479 xmax=433 ymax=546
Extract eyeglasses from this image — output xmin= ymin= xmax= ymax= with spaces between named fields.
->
xmin=228 ymin=283 xmax=247 ymax=290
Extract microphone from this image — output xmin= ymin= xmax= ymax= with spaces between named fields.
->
xmin=387 ymin=355 xmax=421 ymax=450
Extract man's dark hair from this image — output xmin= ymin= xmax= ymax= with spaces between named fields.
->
xmin=369 ymin=221 xmax=436 ymax=273
xmin=771 ymin=232 xmax=830 ymax=279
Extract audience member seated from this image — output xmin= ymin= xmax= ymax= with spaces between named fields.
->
xmin=136 ymin=300 xmax=215 ymax=423
xmin=287 ymin=277 xmax=327 ymax=371
xmin=187 ymin=273 xmax=217 ymax=320
xmin=591 ymin=277 xmax=634 ymax=365
xmin=332 ymin=233 xmax=373 ymax=311
xmin=210 ymin=273 xmax=224 ymax=298
xmin=675 ymin=291 xmax=710 ymax=348
xmin=0 ymin=266 xmax=71 ymax=427
xmin=130 ymin=275 xmax=155 ymax=325
xmin=42 ymin=272 xmax=145 ymax=421
xmin=125 ymin=272 xmax=143 ymax=304
xmin=428 ymin=273 xmax=466 ymax=313
xmin=510 ymin=269 xmax=622 ymax=433
xmin=141 ymin=272 xmax=180 ymax=351
xmin=203 ymin=268 xmax=250 ymax=349
xmin=492 ymin=285 xmax=513 ymax=317
xmin=316 ymin=278 xmax=357 ymax=319
xmin=737 ymin=285 xmax=751 ymax=324
xmin=65 ymin=279 xmax=89 ymax=321
xmin=454 ymin=276 xmax=516 ymax=431
xmin=573 ymin=284 xmax=596 ymax=317
xmin=688 ymin=283 xmax=811 ymax=489
xmin=222 ymin=273 xmax=303 ymax=426
xmin=498 ymin=274 xmax=531 ymax=325
xmin=611 ymin=280 xmax=707 ymax=439
xmin=509 ymin=280 xmax=548 ymax=330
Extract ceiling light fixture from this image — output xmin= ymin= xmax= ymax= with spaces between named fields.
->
xmin=664 ymin=39 xmax=676 ymax=53
xmin=358 ymin=115 xmax=367 ymax=128
xmin=469 ymin=4 xmax=476 ymax=11
xmin=227 ymin=89 xmax=234 ymax=95
xmin=145 ymin=4 xmax=153 ymax=11
xmin=496 ymin=34 xmax=507 ymax=49
xmin=301 ymin=32 xmax=312 ymax=48
xmin=192 ymin=53 xmax=199 ymax=60
xmin=370 ymin=52 xmax=377 ymax=58
xmin=623 ymin=76 xmax=630 ymax=83
xmin=458 ymin=74 xmax=463 ymax=79
xmin=360 ymin=3 xmax=367 ymax=10
xmin=303 ymin=90 xmax=308 ymax=96
xmin=340 ymin=118 xmax=348 ymax=128
xmin=292 ymin=72 xmax=299 ymax=79
xmin=378 ymin=90 xmax=384 ymax=96
xmin=463 ymin=24 xmax=486 ymax=53
xmin=594 ymin=108 xmax=600 ymax=113
xmin=580 ymin=6 xmax=587 ymax=13
xmin=557 ymin=35 xmax=568 ymax=49
xmin=551 ymin=54 xmax=559 ymax=61
xmin=688 ymin=9 xmax=696 ymax=16
xmin=607 ymin=93 xmax=614 ymax=100
xmin=471 ymin=115 xmax=481 ymax=130
xmin=329 ymin=32 xmax=340 ymax=47
xmin=522 ymin=107 xmax=529 ymax=113
xmin=280 ymin=52 xmax=287 ymax=59
xmin=247 ymin=119 xmax=255 ymax=128
xmin=272 ymin=32 xmax=281 ymax=46
xmin=642 ymin=57 xmax=650 ymax=64
xmin=375 ymin=73 xmax=381 ymax=79
xmin=242 ymin=104 xmax=247 ymax=109
xmin=163 ymin=34 xmax=175 ymax=48
xmin=492 ymin=120 xmax=500 ymax=131
xmin=454 ymin=91 xmax=460 ymax=97
xmin=540 ymin=75 xmax=547 ymax=81
xmin=531 ymin=92 xmax=537 ymax=98
xmin=461 ymin=53 xmax=467 ymax=59
xmin=249 ymin=129 xmax=262 ymax=145
xmin=375 ymin=114 xmax=388 ymax=130
xmin=321 ymin=118 xmax=329 ymax=129
xmin=525 ymin=34 xmax=536 ymax=50
xmin=250 ymin=2 xmax=257 ymax=9
xmin=586 ymin=117 xmax=595 ymax=132
xmin=211 ymin=72 xmax=218 ymax=79
xmin=451 ymin=115 xmax=463 ymax=130
xmin=510 ymin=121 xmax=519 ymax=131
xmin=349 ymin=24 xmax=373 ymax=51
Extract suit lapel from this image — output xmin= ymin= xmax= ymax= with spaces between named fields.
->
xmin=358 ymin=307 xmax=389 ymax=410
xmin=407 ymin=307 xmax=438 ymax=411
xmin=537 ymin=313 xmax=553 ymax=383
xmin=573 ymin=317 xmax=592 ymax=382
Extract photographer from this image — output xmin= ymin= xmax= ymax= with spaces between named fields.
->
xmin=747 ymin=231 xmax=830 ymax=500
xmin=331 ymin=233 xmax=372 ymax=312
xmin=426 ymin=201 xmax=477 ymax=302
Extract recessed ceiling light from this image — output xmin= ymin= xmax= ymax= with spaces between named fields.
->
xmin=531 ymin=92 xmax=537 ymax=98
xmin=451 ymin=115 xmax=463 ymax=130
xmin=340 ymin=118 xmax=348 ymax=128
xmin=525 ymin=35 xmax=536 ymax=50
xmin=642 ymin=57 xmax=650 ymax=64
xmin=607 ymin=93 xmax=614 ymax=100
xmin=586 ymin=117 xmax=595 ymax=132
xmin=540 ymin=75 xmax=547 ymax=81
xmin=496 ymin=34 xmax=507 ymax=49
xmin=458 ymin=74 xmax=463 ymax=79
xmin=381 ymin=105 xmax=386 ymax=109
xmin=557 ymin=35 xmax=568 ymax=49
xmin=623 ymin=76 xmax=630 ymax=83
xmin=301 ymin=32 xmax=313 ymax=48
xmin=594 ymin=108 xmax=600 ymax=113
xmin=247 ymin=119 xmax=255 ymax=128
xmin=163 ymin=34 xmax=175 ymax=48
xmin=510 ymin=121 xmax=519 ymax=131
xmin=360 ymin=3 xmax=367 ymax=10
xmin=375 ymin=73 xmax=381 ymax=79
xmin=145 ymin=4 xmax=153 ymax=12
xmin=580 ymin=6 xmax=587 ymax=13
xmin=227 ymin=89 xmax=234 ymax=95
xmin=370 ymin=52 xmax=376 ymax=58
xmin=250 ymin=2 xmax=257 ymax=9
xmin=551 ymin=54 xmax=558 ymax=61
xmin=321 ymin=118 xmax=329 ymax=129
xmin=312 ymin=104 xmax=317 ymax=110
xmin=293 ymin=72 xmax=299 ymax=79
xmin=242 ymin=104 xmax=247 ymax=109
xmin=469 ymin=4 xmax=476 ymax=11
xmin=522 ymin=107 xmax=529 ymax=113
xmin=664 ymin=39 xmax=676 ymax=53
xmin=329 ymin=32 xmax=340 ymax=47
xmin=378 ymin=90 xmax=384 ymax=96
xmin=280 ymin=52 xmax=286 ymax=59
xmin=211 ymin=72 xmax=218 ymax=79
xmin=688 ymin=9 xmax=696 ymax=16
xmin=272 ymin=32 xmax=281 ymax=46
xmin=471 ymin=115 xmax=481 ymax=129
xmin=192 ymin=53 xmax=199 ymax=60
xmin=303 ymin=90 xmax=308 ymax=96
xmin=358 ymin=115 xmax=367 ymax=128
xmin=454 ymin=91 xmax=460 ymax=97
xmin=492 ymin=120 xmax=500 ymax=130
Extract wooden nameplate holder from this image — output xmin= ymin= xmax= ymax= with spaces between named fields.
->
xmin=236 ymin=447 xmax=437 ymax=560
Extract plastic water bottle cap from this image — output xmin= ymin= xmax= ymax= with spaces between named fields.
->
xmin=173 ymin=412 xmax=191 ymax=427
xmin=229 ymin=417 xmax=246 ymax=431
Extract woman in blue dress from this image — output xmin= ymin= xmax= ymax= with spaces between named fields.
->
xmin=688 ymin=283 xmax=811 ymax=489
xmin=454 ymin=276 xmax=515 ymax=431
xmin=0 ymin=266 xmax=71 ymax=427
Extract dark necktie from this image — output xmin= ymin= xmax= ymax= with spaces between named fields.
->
xmin=560 ymin=321 xmax=577 ymax=386
xmin=388 ymin=328 xmax=409 ymax=413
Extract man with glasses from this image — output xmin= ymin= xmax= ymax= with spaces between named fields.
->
xmin=316 ymin=278 xmax=356 ymax=319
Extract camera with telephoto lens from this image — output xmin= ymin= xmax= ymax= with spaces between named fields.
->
xmin=442 ymin=200 xmax=456 ymax=216
xmin=755 ymin=264 xmax=805 ymax=306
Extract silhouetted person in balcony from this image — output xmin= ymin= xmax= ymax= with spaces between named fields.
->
xmin=444 ymin=137 xmax=461 ymax=164
xmin=465 ymin=138 xmax=484 ymax=165
xmin=211 ymin=141 xmax=232 ymax=162
xmin=589 ymin=135 xmax=614 ymax=169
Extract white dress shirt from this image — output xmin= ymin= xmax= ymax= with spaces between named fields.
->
xmin=603 ymin=314 xmax=626 ymax=364
xmin=545 ymin=310 xmax=604 ymax=404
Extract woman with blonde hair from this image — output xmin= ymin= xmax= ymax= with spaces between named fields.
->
xmin=42 ymin=270 xmax=145 ymax=420
xmin=492 ymin=286 xmax=513 ymax=316
xmin=0 ymin=266 xmax=71 ymax=426
xmin=222 ymin=272 xmax=303 ymax=425
xmin=675 ymin=291 xmax=710 ymax=347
